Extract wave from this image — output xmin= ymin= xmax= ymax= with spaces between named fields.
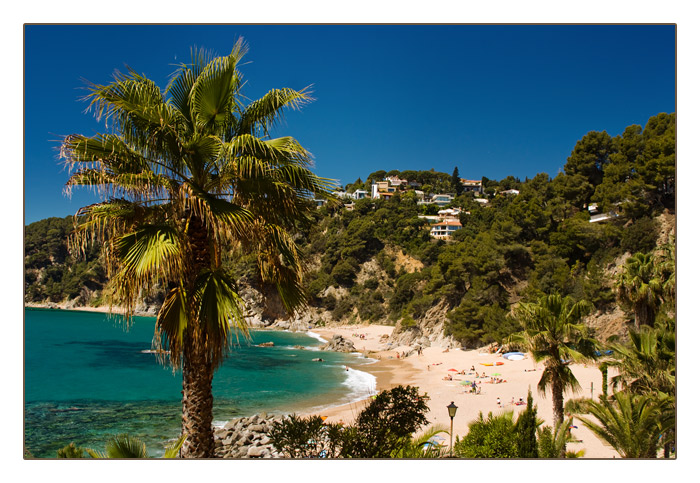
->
xmin=341 ymin=367 xmax=377 ymax=400
xmin=305 ymin=331 xmax=327 ymax=344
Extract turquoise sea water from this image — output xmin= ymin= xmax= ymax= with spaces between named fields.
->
xmin=24 ymin=308 xmax=376 ymax=458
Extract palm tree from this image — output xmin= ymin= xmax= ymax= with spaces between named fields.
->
xmin=616 ymin=252 xmax=665 ymax=329
xmin=536 ymin=417 xmax=584 ymax=458
xmin=566 ymin=392 xmax=674 ymax=458
xmin=608 ymin=323 xmax=675 ymax=397
xmin=87 ymin=433 xmax=186 ymax=458
xmin=658 ymin=238 xmax=676 ymax=301
xmin=61 ymin=40 xmax=335 ymax=457
xmin=390 ymin=425 xmax=450 ymax=458
xmin=606 ymin=321 xmax=676 ymax=457
xmin=508 ymin=294 xmax=598 ymax=427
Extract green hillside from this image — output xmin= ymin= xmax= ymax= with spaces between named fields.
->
xmin=24 ymin=113 xmax=676 ymax=347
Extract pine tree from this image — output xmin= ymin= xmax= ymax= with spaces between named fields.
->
xmin=515 ymin=388 xmax=539 ymax=458
xmin=451 ymin=166 xmax=464 ymax=195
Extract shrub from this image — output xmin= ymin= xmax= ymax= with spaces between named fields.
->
xmin=56 ymin=442 xmax=87 ymax=458
xmin=454 ymin=411 xmax=518 ymax=458
xmin=331 ymin=259 xmax=357 ymax=287
xmin=269 ymin=386 xmax=430 ymax=459
xmin=269 ymin=414 xmax=345 ymax=458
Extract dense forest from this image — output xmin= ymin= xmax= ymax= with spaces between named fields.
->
xmin=25 ymin=112 xmax=676 ymax=347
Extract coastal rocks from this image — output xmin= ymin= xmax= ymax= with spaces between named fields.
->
xmin=320 ymin=334 xmax=356 ymax=353
xmin=388 ymin=298 xmax=458 ymax=349
xmin=256 ymin=342 xmax=275 ymax=347
xmin=213 ymin=413 xmax=286 ymax=458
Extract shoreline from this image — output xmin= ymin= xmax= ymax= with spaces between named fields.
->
xmin=24 ymin=305 xmax=385 ymax=422
xmin=24 ymin=302 xmax=149 ymax=316
xmin=24 ymin=306 xmax=620 ymax=457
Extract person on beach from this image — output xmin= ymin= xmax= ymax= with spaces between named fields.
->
xmin=497 ymin=397 xmax=501 ymax=407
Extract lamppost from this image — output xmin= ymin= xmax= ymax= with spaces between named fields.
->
xmin=447 ymin=401 xmax=458 ymax=457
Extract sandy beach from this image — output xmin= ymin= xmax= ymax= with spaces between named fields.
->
xmin=26 ymin=304 xmax=619 ymax=458
xmin=308 ymin=323 xmax=619 ymax=458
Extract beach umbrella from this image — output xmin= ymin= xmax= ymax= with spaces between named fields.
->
xmin=448 ymin=368 xmax=458 ymax=372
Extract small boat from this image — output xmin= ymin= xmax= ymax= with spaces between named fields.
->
xmin=495 ymin=362 xmax=504 ymax=366
xmin=480 ymin=362 xmax=493 ymax=366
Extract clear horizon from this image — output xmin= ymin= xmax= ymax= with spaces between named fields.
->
xmin=24 ymin=24 xmax=675 ymax=224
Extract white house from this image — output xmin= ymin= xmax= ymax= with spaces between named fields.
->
xmin=430 ymin=219 xmax=463 ymax=239
xmin=437 ymin=207 xmax=462 ymax=219
xmin=461 ymin=178 xmax=483 ymax=193
xmin=386 ymin=176 xmax=408 ymax=187
xmin=352 ymin=189 xmax=369 ymax=200
xmin=371 ymin=181 xmax=398 ymax=199
xmin=430 ymin=194 xmax=454 ymax=206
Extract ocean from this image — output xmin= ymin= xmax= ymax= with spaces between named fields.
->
xmin=24 ymin=308 xmax=376 ymax=458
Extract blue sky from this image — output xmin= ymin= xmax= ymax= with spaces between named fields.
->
xmin=24 ymin=24 xmax=675 ymax=223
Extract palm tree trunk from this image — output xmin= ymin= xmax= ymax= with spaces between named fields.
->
xmin=634 ymin=302 xmax=655 ymax=329
xmin=551 ymin=374 xmax=567 ymax=458
xmin=179 ymin=214 xmax=215 ymax=458
xmin=180 ymin=337 xmax=215 ymax=458
xmin=552 ymin=375 xmax=564 ymax=426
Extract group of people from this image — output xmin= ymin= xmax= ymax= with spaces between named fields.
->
xmin=467 ymin=381 xmax=482 ymax=394
xmin=497 ymin=396 xmax=525 ymax=408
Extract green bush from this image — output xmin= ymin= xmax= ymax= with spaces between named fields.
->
xmin=454 ymin=411 xmax=519 ymax=458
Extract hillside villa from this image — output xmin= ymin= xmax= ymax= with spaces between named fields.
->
xmin=430 ymin=219 xmax=463 ymax=239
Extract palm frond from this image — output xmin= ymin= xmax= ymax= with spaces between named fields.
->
xmin=163 ymin=434 xmax=187 ymax=458
xmin=104 ymin=433 xmax=149 ymax=458
xmin=236 ymin=87 xmax=313 ymax=137
xmin=86 ymin=448 xmax=107 ymax=459
xmin=154 ymin=287 xmax=189 ymax=367
xmin=189 ymin=43 xmax=245 ymax=132
xmin=192 ymin=269 xmax=250 ymax=366
xmin=567 ymin=392 xmax=668 ymax=458
xmin=166 ymin=47 xmax=212 ymax=128
xmin=391 ymin=425 xmax=450 ymax=458
xmin=108 ymin=224 xmax=184 ymax=317
xmin=83 ymin=69 xmax=184 ymax=156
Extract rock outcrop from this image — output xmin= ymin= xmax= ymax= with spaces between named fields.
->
xmin=213 ymin=413 xmax=284 ymax=459
xmin=320 ymin=334 xmax=356 ymax=353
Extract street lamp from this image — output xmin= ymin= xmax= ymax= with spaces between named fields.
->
xmin=447 ymin=401 xmax=458 ymax=457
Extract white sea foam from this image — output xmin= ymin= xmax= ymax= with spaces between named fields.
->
xmin=305 ymin=331 xmax=327 ymax=344
xmin=341 ymin=367 xmax=377 ymax=400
